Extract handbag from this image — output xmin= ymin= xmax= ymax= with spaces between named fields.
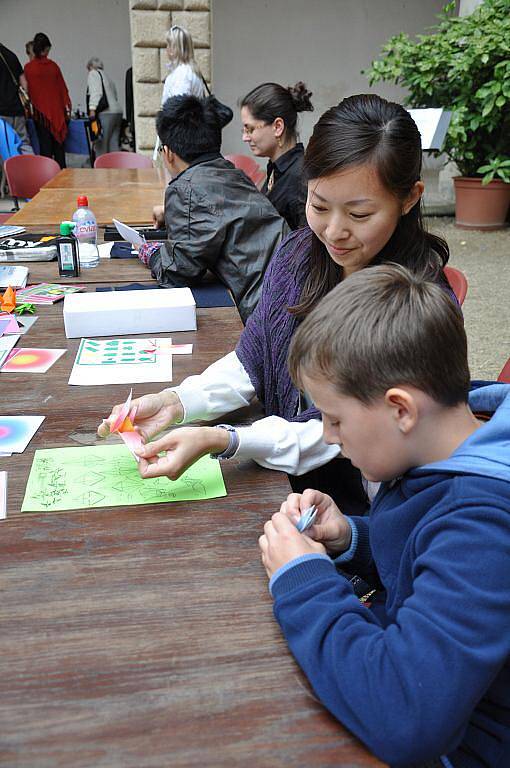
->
xmin=0 ymin=50 xmax=32 ymax=117
xmin=201 ymin=78 xmax=233 ymax=128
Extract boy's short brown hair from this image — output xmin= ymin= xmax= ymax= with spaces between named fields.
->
xmin=288 ymin=264 xmax=470 ymax=407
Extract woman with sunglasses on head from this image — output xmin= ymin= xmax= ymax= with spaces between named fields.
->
xmin=100 ymin=94 xmax=451 ymax=515
xmin=241 ymin=82 xmax=313 ymax=230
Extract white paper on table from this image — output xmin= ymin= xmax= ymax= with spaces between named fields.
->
xmin=0 ymin=471 xmax=6 ymax=519
xmin=98 ymin=242 xmax=114 ymax=259
xmin=112 ymin=219 xmax=146 ymax=247
xmin=0 ymin=335 xmax=20 ymax=367
xmin=170 ymin=343 xmax=193 ymax=355
xmin=68 ymin=337 xmax=174 ymax=385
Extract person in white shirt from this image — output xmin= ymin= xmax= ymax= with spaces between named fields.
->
xmin=153 ymin=25 xmax=207 ymax=161
xmin=86 ymin=58 xmax=122 ymax=156
xmin=99 ymin=94 xmax=452 ymax=515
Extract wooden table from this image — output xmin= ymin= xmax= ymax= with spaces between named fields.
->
xmin=43 ymin=167 xmax=168 ymax=190
xmin=26 ymin=253 xmax=155 ymax=286
xmin=1 ymin=263 xmax=382 ymax=766
xmin=7 ymin=186 xmax=166 ymax=227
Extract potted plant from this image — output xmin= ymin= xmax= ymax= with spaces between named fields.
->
xmin=365 ymin=0 xmax=510 ymax=229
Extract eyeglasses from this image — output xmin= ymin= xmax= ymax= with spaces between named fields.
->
xmin=242 ymin=123 xmax=268 ymax=137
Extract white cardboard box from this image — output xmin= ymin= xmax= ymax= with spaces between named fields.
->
xmin=63 ymin=287 xmax=197 ymax=338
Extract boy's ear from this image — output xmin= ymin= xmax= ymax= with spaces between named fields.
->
xmin=384 ymin=387 xmax=418 ymax=434
xmin=402 ymin=181 xmax=424 ymax=216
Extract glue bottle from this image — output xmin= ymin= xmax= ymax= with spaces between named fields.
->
xmin=72 ymin=195 xmax=99 ymax=268
xmin=57 ymin=221 xmax=80 ymax=277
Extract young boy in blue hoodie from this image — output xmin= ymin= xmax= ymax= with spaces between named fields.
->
xmin=259 ymin=264 xmax=510 ymax=768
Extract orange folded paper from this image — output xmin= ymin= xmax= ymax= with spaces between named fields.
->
xmin=105 ymin=389 xmax=143 ymax=461
xmin=0 ymin=286 xmax=16 ymax=313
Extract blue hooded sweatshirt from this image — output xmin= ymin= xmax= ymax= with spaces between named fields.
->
xmin=270 ymin=384 xmax=510 ymax=767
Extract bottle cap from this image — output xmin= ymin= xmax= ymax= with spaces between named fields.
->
xmin=60 ymin=221 xmax=76 ymax=236
xmin=77 ymin=195 xmax=89 ymax=207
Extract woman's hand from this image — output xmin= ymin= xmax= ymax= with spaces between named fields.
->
xmin=259 ymin=512 xmax=326 ymax=578
xmin=136 ymin=426 xmax=229 ymax=480
xmin=280 ymin=489 xmax=352 ymax=556
xmin=98 ymin=390 xmax=184 ymax=442
xmin=152 ymin=205 xmax=165 ymax=228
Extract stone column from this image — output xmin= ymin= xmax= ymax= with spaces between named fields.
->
xmin=129 ymin=0 xmax=211 ymax=154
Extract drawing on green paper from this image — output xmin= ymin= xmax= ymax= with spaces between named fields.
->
xmin=22 ymin=444 xmax=226 ymax=512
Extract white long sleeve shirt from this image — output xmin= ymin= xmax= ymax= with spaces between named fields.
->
xmin=170 ymin=351 xmax=341 ymax=475
xmin=161 ymin=63 xmax=206 ymax=106
xmin=87 ymin=69 xmax=121 ymax=114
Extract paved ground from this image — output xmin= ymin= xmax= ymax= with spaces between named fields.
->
xmin=427 ymin=217 xmax=510 ymax=380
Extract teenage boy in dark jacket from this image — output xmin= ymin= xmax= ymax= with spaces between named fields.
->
xmin=138 ymin=95 xmax=289 ymax=323
xmin=259 ymin=264 xmax=510 ymax=768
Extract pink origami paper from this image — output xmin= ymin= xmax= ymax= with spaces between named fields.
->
xmin=105 ymin=389 xmax=144 ymax=461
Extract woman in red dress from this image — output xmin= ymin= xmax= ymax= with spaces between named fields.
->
xmin=24 ymin=33 xmax=71 ymax=168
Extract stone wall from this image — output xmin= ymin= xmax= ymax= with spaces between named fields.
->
xmin=129 ymin=0 xmax=211 ymax=153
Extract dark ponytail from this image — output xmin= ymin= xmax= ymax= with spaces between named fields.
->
xmin=290 ymin=93 xmax=449 ymax=318
xmin=241 ymin=81 xmax=313 ymax=141
xmin=33 ymin=33 xmax=51 ymax=58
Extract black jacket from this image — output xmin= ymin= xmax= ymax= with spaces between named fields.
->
xmin=262 ymin=143 xmax=307 ymax=230
xmin=150 ymin=154 xmax=289 ymax=322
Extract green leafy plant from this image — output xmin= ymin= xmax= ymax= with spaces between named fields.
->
xmin=365 ymin=0 xmax=510 ymax=181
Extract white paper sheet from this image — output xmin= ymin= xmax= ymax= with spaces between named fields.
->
xmin=112 ymin=219 xmax=146 ymax=247
xmin=0 ymin=335 xmax=20 ymax=367
xmin=0 ymin=471 xmax=6 ymax=519
xmin=68 ymin=337 xmax=174 ymax=385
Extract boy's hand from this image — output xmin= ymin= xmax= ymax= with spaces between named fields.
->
xmin=152 ymin=205 xmax=165 ymax=228
xmin=280 ymin=489 xmax=352 ymax=556
xmin=259 ymin=512 xmax=326 ymax=578
xmin=97 ymin=390 xmax=184 ymax=442
xmin=136 ymin=426 xmax=229 ymax=481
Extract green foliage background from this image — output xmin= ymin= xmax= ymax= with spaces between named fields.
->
xmin=365 ymin=0 xmax=510 ymax=182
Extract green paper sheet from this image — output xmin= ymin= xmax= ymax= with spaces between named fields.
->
xmin=21 ymin=444 xmax=227 ymax=512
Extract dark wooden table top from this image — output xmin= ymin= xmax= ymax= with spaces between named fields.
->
xmin=1 ymin=267 xmax=383 ymax=765
xmin=24 ymin=253 xmax=157 ymax=286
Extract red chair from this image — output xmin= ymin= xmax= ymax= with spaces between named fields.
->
xmin=94 ymin=151 xmax=153 ymax=169
xmin=497 ymin=358 xmax=510 ymax=384
xmin=224 ymin=153 xmax=266 ymax=187
xmin=444 ymin=265 xmax=468 ymax=306
xmin=4 ymin=155 xmax=61 ymax=209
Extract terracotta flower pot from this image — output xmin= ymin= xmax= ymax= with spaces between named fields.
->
xmin=453 ymin=177 xmax=510 ymax=230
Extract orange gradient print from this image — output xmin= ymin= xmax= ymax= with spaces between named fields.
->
xmin=1 ymin=348 xmax=66 ymax=373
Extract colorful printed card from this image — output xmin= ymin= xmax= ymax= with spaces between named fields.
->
xmin=68 ymin=337 xmax=174 ymax=385
xmin=1 ymin=347 xmax=66 ymax=373
xmin=21 ymin=444 xmax=227 ymax=512
xmin=0 ymin=415 xmax=45 ymax=453
xmin=16 ymin=283 xmax=85 ymax=305
xmin=0 ymin=314 xmax=38 ymax=337
xmin=0 ymin=314 xmax=20 ymax=335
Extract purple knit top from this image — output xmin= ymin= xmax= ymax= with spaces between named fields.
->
xmin=236 ymin=226 xmax=455 ymax=424
xmin=236 ymin=226 xmax=319 ymax=423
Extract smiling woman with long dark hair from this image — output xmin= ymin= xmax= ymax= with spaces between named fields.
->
xmin=99 ymin=93 xmax=450 ymax=515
